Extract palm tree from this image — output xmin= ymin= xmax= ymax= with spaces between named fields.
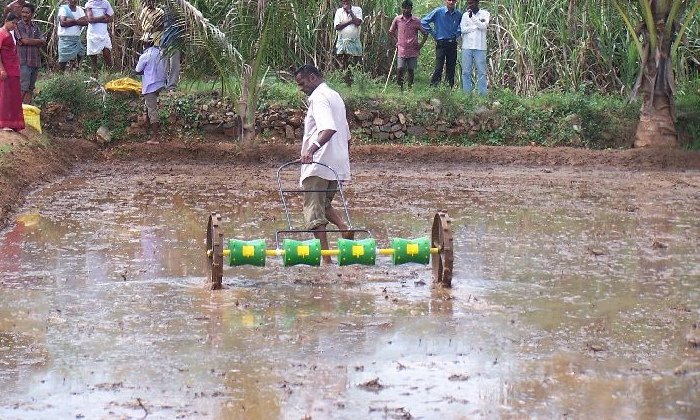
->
xmin=163 ymin=0 xmax=398 ymax=148
xmin=163 ymin=0 xmax=329 ymax=148
xmin=614 ymin=0 xmax=699 ymax=147
xmin=225 ymin=1 xmax=297 ymax=148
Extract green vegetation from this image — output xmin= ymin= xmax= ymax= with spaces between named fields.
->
xmin=256 ymin=69 xmax=669 ymax=148
xmin=28 ymin=0 xmax=698 ymax=97
xmin=676 ymin=80 xmax=700 ymax=150
xmin=33 ymin=67 xmax=699 ymax=148
xmin=35 ymin=73 xmax=99 ymax=115
xmin=25 ymin=0 xmax=698 ymax=148
xmin=36 ymin=73 xmax=134 ymax=142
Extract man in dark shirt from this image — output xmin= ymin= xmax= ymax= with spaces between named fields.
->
xmin=15 ymin=2 xmax=44 ymax=104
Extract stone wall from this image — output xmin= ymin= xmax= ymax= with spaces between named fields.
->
xmin=254 ymin=101 xmax=500 ymax=143
xmin=42 ymin=92 xmax=595 ymax=147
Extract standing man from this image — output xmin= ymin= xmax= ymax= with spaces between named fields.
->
xmin=334 ymin=0 xmax=363 ymax=86
xmin=57 ymin=0 xmax=88 ymax=71
xmin=389 ymin=0 xmax=427 ymax=90
xmin=85 ymin=0 xmax=114 ymax=76
xmin=15 ymin=3 xmax=44 ymax=105
xmin=294 ymin=64 xmax=353 ymax=264
xmin=0 ymin=13 xmax=24 ymax=131
xmin=460 ymin=0 xmax=489 ymax=94
xmin=421 ymin=0 xmax=462 ymax=88
xmin=161 ymin=3 xmax=184 ymax=90
xmin=134 ymin=39 xmax=166 ymax=145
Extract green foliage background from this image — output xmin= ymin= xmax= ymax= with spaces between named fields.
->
xmin=27 ymin=0 xmax=699 ymax=96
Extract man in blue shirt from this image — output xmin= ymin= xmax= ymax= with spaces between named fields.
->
xmin=421 ymin=0 xmax=462 ymax=88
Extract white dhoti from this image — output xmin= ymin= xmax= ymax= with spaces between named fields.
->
xmin=87 ymin=33 xmax=112 ymax=55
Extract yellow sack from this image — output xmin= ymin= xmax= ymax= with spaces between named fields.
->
xmin=22 ymin=104 xmax=41 ymax=133
xmin=104 ymin=77 xmax=143 ymax=94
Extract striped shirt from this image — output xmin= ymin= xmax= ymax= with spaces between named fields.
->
xmin=16 ymin=20 xmax=43 ymax=68
xmin=139 ymin=6 xmax=164 ymax=43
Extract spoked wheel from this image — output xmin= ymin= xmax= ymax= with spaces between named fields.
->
xmin=206 ymin=212 xmax=224 ymax=290
xmin=431 ymin=211 xmax=454 ymax=288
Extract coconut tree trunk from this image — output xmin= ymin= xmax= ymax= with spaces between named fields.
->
xmin=633 ymin=40 xmax=678 ymax=148
xmin=614 ymin=0 xmax=700 ymax=148
xmin=237 ymin=66 xmax=256 ymax=148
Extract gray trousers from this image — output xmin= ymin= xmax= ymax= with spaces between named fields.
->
xmin=165 ymin=49 xmax=181 ymax=89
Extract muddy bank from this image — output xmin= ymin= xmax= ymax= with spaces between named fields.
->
xmin=107 ymin=140 xmax=700 ymax=169
xmin=0 ymin=131 xmax=97 ymax=229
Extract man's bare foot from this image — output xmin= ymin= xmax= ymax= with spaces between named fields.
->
xmin=146 ymin=139 xmax=159 ymax=145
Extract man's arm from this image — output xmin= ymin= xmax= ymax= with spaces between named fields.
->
xmin=18 ymin=37 xmax=46 ymax=46
xmin=104 ymin=2 xmax=115 ymax=22
xmin=59 ymin=15 xmax=76 ymax=27
xmin=20 ymin=26 xmax=46 ymax=46
xmin=301 ymin=129 xmax=336 ymax=163
xmin=87 ymin=7 xmax=113 ymax=23
xmin=335 ymin=8 xmax=362 ymax=31
xmin=58 ymin=7 xmax=75 ymax=27
xmin=420 ymin=8 xmax=437 ymax=38
xmin=388 ymin=17 xmax=397 ymax=44
xmin=15 ymin=25 xmax=42 ymax=46
xmin=419 ymin=27 xmax=428 ymax=48
xmin=86 ymin=8 xmax=97 ymax=23
xmin=134 ymin=51 xmax=147 ymax=75
xmin=350 ymin=7 xmax=363 ymax=26
xmin=475 ymin=10 xmax=489 ymax=31
xmin=460 ymin=12 xmax=474 ymax=34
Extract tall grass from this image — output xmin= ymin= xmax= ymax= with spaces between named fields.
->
xmin=30 ymin=0 xmax=699 ymax=95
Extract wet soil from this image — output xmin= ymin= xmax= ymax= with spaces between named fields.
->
xmin=3 ymin=131 xmax=700 ymax=231
xmin=0 ymin=130 xmax=96 ymax=229
xmin=1 ymin=134 xmax=700 ymax=419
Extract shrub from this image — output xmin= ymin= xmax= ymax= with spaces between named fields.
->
xmin=35 ymin=73 xmax=101 ymax=115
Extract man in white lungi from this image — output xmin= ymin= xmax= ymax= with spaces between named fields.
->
xmin=85 ymin=0 xmax=113 ymax=76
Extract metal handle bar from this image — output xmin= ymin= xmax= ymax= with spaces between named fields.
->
xmin=276 ymin=160 xmax=358 ymax=243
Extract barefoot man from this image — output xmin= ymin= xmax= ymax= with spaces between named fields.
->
xmin=294 ymin=64 xmax=354 ymax=264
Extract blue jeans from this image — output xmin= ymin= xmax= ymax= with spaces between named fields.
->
xmin=461 ymin=49 xmax=487 ymax=94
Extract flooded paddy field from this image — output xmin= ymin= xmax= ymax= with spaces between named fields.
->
xmin=1 ymin=154 xmax=699 ymax=419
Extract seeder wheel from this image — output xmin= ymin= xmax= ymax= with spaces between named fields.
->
xmin=206 ymin=212 xmax=224 ymax=290
xmin=431 ymin=211 xmax=454 ymax=288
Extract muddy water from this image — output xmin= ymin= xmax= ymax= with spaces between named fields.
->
xmin=1 ymin=160 xmax=699 ymax=419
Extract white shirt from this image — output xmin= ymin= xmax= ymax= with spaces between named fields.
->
xmin=300 ymin=82 xmax=351 ymax=184
xmin=57 ymin=5 xmax=86 ymax=37
xmin=460 ymin=8 xmax=489 ymax=50
xmin=334 ymin=6 xmax=362 ymax=40
xmin=135 ymin=46 xmax=166 ymax=94
xmin=86 ymin=1 xmax=113 ymax=37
